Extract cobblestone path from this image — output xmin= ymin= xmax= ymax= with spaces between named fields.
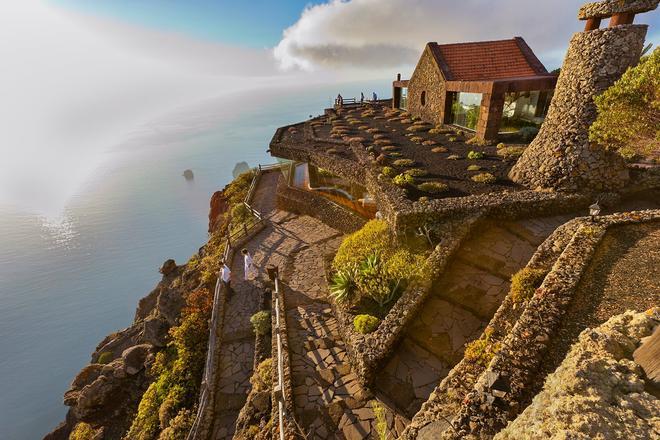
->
xmin=375 ymin=214 xmax=575 ymax=419
xmin=280 ymin=219 xmax=410 ymax=439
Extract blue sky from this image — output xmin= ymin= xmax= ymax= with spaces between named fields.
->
xmin=52 ymin=0 xmax=321 ymax=47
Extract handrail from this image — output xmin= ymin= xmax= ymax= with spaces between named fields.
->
xmin=186 ymin=162 xmax=284 ymax=440
xmin=274 ymin=277 xmax=286 ymax=440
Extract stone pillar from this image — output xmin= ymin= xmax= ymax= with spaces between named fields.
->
xmin=476 ymin=92 xmax=505 ymax=142
xmin=509 ymin=26 xmax=646 ymax=191
xmin=510 ymin=0 xmax=658 ymax=192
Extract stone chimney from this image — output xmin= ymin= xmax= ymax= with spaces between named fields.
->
xmin=509 ymin=0 xmax=659 ymax=192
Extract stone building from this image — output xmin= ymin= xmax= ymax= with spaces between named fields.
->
xmin=392 ymin=38 xmax=557 ymax=142
xmin=509 ymin=0 xmax=659 ymax=192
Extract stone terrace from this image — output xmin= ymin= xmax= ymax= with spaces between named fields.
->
xmin=271 ymin=103 xmax=526 ymax=202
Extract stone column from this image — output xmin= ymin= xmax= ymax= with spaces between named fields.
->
xmin=476 ymin=92 xmax=505 ymax=143
xmin=508 ymin=23 xmax=649 ymax=191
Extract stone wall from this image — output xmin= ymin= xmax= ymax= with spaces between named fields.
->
xmin=509 ymin=24 xmax=649 ymax=191
xmin=450 ymin=210 xmax=660 ymax=438
xmin=276 ymin=182 xmax=366 ymax=234
xmin=407 ymin=46 xmax=447 ymax=127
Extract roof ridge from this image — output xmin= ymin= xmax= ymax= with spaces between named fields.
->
xmin=429 ymin=37 xmax=520 ymax=47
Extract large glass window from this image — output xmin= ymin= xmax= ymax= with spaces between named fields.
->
xmin=450 ymin=92 xmax=482 ymax=130
xmin=400 ymin=87 xmax=408 ymax=110
xmin=291 ymin=163 xmax=376 ymax=218
xmin=500 ymin=90 xmax=554 ymax=133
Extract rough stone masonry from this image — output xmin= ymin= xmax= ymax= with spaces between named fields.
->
xmin=509 ymin=0 xmax=659 ymax=192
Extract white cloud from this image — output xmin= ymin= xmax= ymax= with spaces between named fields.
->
xmin=274 ymin=0 xmax=588 ymax=72
xmin=0 ymin=1 xmax=292 ymax=214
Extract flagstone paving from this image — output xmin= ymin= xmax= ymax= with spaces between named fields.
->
xmin=375 ymin=213 xmax=576 ymax=419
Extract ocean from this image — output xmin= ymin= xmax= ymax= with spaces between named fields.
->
xmin=0 ymin=80 xmax=386 ymax=439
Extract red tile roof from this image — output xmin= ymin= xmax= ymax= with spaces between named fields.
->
xmin=428 ymin=37 xmax=549 ymax=81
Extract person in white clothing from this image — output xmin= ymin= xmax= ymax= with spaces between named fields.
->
xmin=220 ymin=261 xmax=231 ymax=294
xmin=242 ymin=248 xmax=258 ymax=280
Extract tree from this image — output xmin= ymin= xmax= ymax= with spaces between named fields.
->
xmin=589 ymin=48 xmax=659 ymax=160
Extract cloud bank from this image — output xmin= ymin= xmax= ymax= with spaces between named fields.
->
xmin=274 ymin=0 xmax=591 ymax=71
xmin=0 ymin=1 xmax=291 ymax=214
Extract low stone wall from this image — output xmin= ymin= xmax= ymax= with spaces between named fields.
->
xmin=329 ymin=214 xmax=483 ymax=387
xmin=276 ymin=183 xmax=366 ymax=234
xmin=400 ymin=218 xmax=583 ymax=439
xmin=270 ymin=281 xmax=297 ymax=440
xmin=448 ymin=209 xmax=660 ymax=438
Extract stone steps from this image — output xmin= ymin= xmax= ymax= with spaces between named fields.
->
xmin=374 ymin=214 xmax=577 ymax=423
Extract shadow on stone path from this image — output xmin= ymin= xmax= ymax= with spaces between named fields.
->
xmin=375 ymin=214 xmax=575 ymax=419
xmin=280 ymin=220 xmax=410 ymax=439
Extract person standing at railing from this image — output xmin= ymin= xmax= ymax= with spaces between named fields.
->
xmin=220 ymin=261 xmax=232 ymax=296
xmin=242 ymin=248 xmax=258 ymax=281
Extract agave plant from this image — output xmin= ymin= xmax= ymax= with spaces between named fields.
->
xmin=330 ymin=268 xmax=356 ymax=303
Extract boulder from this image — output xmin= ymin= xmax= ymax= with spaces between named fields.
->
xmin=143 ymin=315 xmax=170 ymax=347
xmin=121 ymin=344 xmax=152 ymax=375
xmin=75 ymin=376 xmax=117 ymax=419
xmin=159 ymin=259 xmax=177 ymax=276
xmin=135 ymin=286 xmax=161 ymax=321
xmin=157 ymin=287 xmax=185 ymax=326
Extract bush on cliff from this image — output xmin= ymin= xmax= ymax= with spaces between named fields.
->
xmin=69 ymin=422 xmax=97 ymax=440
xmin=510 ymin=267 xmax=547 ymax=303
xmin=590 ymin=48 xmax=659 ymax=160
xmin=125 ymin=288 xmax=212 ymax=440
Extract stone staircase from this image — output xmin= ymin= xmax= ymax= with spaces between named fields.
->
xmin=374 ymin=214 xmax=575 ymax=419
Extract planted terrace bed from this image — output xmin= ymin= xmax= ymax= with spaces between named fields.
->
xmin=274 ymin=104 xmax=527 ymax=202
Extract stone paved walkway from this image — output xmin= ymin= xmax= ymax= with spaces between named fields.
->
xmin=211 ymin=170 xmax=284 ymax=439
xmin=280 ymin=219 xmax=410 ymax=439
xmin=375 ymin=214 xmax=575 ymax=419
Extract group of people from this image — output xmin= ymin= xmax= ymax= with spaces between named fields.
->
xmin=334 ymin=91 xmax=379 ymax=106
xmin=219 ymin=248 xmax=257 ymax=294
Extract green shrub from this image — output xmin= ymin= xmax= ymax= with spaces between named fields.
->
xmin=250 ymin=311 xmax=271 ymax=336
xmin=159 ymin=409 xmax=194 ymax=440
xmin=405 ymin=168 xmax=428 ymax=177
xmin=70 ymin=422 xmax=96 ymax=440
xmin=447 ymin=154 xmax=460 ymax=160
xmin=393 ymin=173 xmax=415 ymax=187
xmin=381 ymin=145 xmax=398 ymax=151
xmin=382 ymin=166 xmax=396 ymax=177
xmin=410 ymin=136 xmax=424 ymax=143
xmin=393 ymin=158 xmax=414 ymax=167
xmin=448 ymin=136 xmax=458 ymax=142
xmin=231 ymin=203 xmax=251 ymax=225
xmin=330 ymin=268 xmax=357 ymax=302
xmin=251 ymin=358 xmax=273 ymax=392
xmin=471 ymin=172 xmax=497 ymax=183
xmin=510 ymin=267 xmax=547 ymax=303
xmin=97 ymin=351 xmax=113 ymax=365
xmin=497 ymin=142 xmax=506 ymax=149
xmin=354 ymin=314 xmax=381 ymax=334
xmin=464 ymin=328 xmax=501 ymax=367
xmin=467 ymin=150 xmax=484 ymax=160
xmin=590 ymin=48 xmax=659 ymax=159
xmin=388 ymin=152 xmax=402 ymax=157
xmin=333 ymin=220 xmax=390 ymax=270
xmin=417 ymin=181 xmax=449 ymax=194
xmin=467 ymin=165 xmax=482 ymax=171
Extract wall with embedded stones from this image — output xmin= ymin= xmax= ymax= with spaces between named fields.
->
xmin=509 ymin=24 xmax=648 ymax=191
xmin=407 ymin=46 xmax=447 ymax=127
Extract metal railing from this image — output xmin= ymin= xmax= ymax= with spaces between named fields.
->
xmin=273 ymin=276 xmax=286 ymax=440
xmin=186 ymin=163 xmax=283 ymax=440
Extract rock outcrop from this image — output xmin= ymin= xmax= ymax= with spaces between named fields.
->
xmin=495 ymin=309 xmax=660 ymax=440
xmin=209 ymin=190 xmax=229 ymax=233
xmin=45 ymin=256 xmax=199 ymax=440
